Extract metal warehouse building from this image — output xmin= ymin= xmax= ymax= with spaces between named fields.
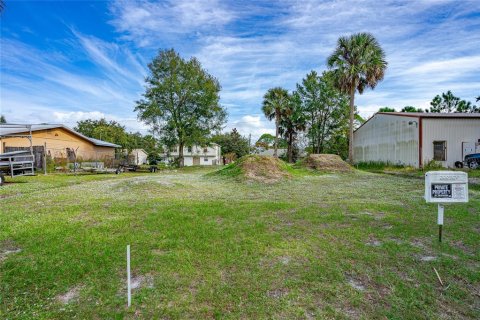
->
xmin=353 ymin=112 xmax=480 ymax=168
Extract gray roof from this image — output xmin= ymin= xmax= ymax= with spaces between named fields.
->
xmin=378 ymin=112 xmax=480 ymax=118
xmin=0 ymin=124 xmax=121 ymax=148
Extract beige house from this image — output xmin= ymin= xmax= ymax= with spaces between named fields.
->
xmin=0 ymin=124 xmax=120 ymax=164
xmin=353 ymin=112 xmax=480 ymax=168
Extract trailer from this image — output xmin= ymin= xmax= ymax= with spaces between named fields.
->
xmin=0 ymin=124 xmax=36 ymax=185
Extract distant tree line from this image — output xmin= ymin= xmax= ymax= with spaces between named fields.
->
xmin=378 ymin=91 xmax=479 ymax=113
xmin=74 ymin=118 xmax=160 ymax=160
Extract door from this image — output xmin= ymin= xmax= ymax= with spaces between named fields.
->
xmin=463 ymin=142 xmax=475 ymax=159
xmin=193 ymin=156 xmax=200 ymax=165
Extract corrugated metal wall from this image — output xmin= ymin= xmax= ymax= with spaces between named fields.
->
xmin=422 ymin=118 xmax=480 ymax=167
xmin=353 ymin=114 xmax=419 ymax=167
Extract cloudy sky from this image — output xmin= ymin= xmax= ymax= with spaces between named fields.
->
xmin=1 ymin=0 xmax=479 ymax=139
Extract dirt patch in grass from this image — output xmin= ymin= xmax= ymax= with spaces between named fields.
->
xmin=57 ymin=285 xmax=82 ymax=304
xmin=299 ymin=154 xmax=353 ymax=172
xmin=346 ymin=276 xmax=366 ymax=292
xmin=214 ymin=155 xmax=291 ymax=183
xmin=0 ymin=240 xmax=22 ymax=262
xmin=121 ymin=274 xmax=155 ymax=292
xmin=267 ymin=288 xmax=289 ymax=299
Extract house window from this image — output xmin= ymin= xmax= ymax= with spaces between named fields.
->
xmin=187 ymin=146 xmax=192 ymax=153
xmin=203 ymin=147 xmax=208 ymax=153
xmin=433 ymin=141 xmax=446 ymax=161
xmin=204 ymin=157 xmax=208 ymax=162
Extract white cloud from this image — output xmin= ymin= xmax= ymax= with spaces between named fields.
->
xmin=225 ymin=115 xmax=274 ymax=142
xmin=0 ymin=37 xmax=148 ymax=133
xmin=109 ymin=0 xmax=235 ymax=47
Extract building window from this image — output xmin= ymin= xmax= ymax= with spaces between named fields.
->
xmin=203 ymin=147 xmax=208 ymax=153
xmin=204 ymin=157 xmax=208 ymax=162
xmin=169 ymin=146 xmax=176 ymax=152
xmin=433 ymin=141 xmax=446 ymax=161
xmin=187 ymin=146 xmax=192 ymax=153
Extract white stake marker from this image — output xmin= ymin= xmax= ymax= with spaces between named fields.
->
xmin=127 ymin=244 xmax=131 ymax=307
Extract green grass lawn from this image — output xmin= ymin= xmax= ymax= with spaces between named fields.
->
xmin=1 ymin=168 xmax=479 ymax=319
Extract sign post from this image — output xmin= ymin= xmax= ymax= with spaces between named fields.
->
xmin=437 ymin=204 xmax=444 ymax=242
xmin=127 ymin=245 xmax=131 ymax=307
xmin=425 ymin=171 xmax=468 ymax=242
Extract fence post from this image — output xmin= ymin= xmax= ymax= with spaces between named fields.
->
xmin=43 ymin=142 xmax=47 ymax=175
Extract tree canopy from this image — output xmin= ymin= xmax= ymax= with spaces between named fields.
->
xmin=211 ymin=128 xmax=250 ymax=160
xmin=135 ymin=49 xmax=226 ymax=166
xmin=75 ymin=119 xmax=129 ymax=148
xmin=429 ymin=91 xmax=479 ymax=113
xmin=255 ymin=133 xmax=287 ymax=149
xmin=401 ymin=106 xmax=424 ymax=113
xmin=294 ymin=70 xmax=349 ymax=158
xmin=0 ymin=115 xmax=6 ymax=124
xmin=378 ymin=107 xmax=395 ymax=112
xmin=74 ymin=118 xmax=160 ymax=158
xmin=327 ymin=32 xmax=387 ymax=163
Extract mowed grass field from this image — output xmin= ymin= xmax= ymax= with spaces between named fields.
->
xmin=0 ymin=167 xmax=479 ymax=319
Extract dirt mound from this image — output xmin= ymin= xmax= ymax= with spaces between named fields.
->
xmin=300 ymin=154 xmax=352 ymax=172
xmin=216 ymin=155 xmax=291 ymax=183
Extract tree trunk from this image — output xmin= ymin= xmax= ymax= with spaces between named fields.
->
xmin=178 ymin=142 xmax=184 ymax=167
xmin=288 ymin=131 xmax=293 ymax=163
xmin=348 ymin=86 xmax=355 ymax=164
xmin=274 ymin=112 xmax=279 ymax=158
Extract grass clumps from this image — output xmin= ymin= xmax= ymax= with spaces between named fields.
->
xmin=299 ymin=154 xmax=353 ymax=172
xmin=214 ymin=155 xmax=291 ymax=183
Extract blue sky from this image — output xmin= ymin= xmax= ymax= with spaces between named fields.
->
xmin=1 ymin=0 xmax=479 ymax=139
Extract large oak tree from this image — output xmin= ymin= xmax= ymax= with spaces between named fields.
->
xmin=135 ymin=49 xmax=226 ymax=167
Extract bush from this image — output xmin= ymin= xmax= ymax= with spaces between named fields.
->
xmin=355 ymin=161 xmax=406 ymax=170
xmin=422 ymin=160 xmax=443 ymax=171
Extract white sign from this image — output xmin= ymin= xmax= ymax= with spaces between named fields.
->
xmin=425 ymin=171 xmax=468 ymax=203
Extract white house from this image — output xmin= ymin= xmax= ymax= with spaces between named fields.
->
xmin=160 ymin=144 xmax=222 ymax=166
xmin=353 ymin=112 xmax=480 ymax=168
xmin=130 ymin=149 xmax=148 ymax=165
xmin=255 ymin=148 xmax=287 ymax=157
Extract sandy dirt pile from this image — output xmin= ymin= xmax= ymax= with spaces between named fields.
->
xmin=300 ymin=154 xmax=353 ymax=172
xmin=223 ymin=155 xmax=291 ymax=183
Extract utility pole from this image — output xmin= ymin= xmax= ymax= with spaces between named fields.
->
xmin=248 ymin=133 xmax=252 ymax=154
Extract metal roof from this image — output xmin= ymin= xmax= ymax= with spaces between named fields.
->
xmin=0 ymin=124 xmax=121 ymax=148
xmin=355 ymin=112 xmax=480 ymax=133
xmin=378 ymin=112 xmax=480 ymax=118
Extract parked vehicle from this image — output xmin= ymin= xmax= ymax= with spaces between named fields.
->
xmin=455 ymin=153 xmax=480 ymax=169
xmin=465 ymin=153 xmax=480 ymax=169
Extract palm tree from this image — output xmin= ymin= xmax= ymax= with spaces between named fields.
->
xmin=262 ymin=87 xmax=290 ymax=157
xmin=279 ymin=95 xmax=306 ymax=163
xmin=327 ymin=33 xmax=387 ymax=163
